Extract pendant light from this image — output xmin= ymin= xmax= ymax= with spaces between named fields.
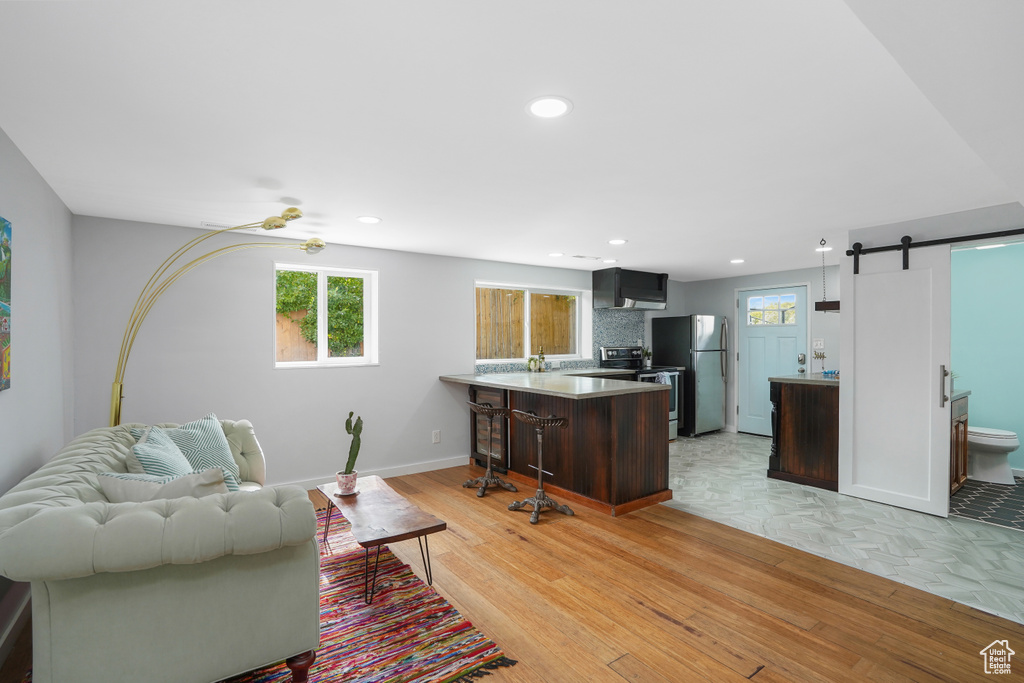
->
xmin=814 ymin=238 xmax=840 ymax=312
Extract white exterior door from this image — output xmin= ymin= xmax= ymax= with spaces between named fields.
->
xmin=737 ymin=286 xmax=808 ymax=436
xmin=839 ymin=244 xmax=951 ymax=517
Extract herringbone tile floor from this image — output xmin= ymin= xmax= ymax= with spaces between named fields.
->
xmin=663 ymin=431 xmax=1024 ymax=624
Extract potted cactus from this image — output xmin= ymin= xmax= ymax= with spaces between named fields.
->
xmin=335 ymin=411 xmax=363 ymax=496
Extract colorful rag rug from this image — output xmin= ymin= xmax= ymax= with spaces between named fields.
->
xmin=224 ymin=508 xmax=516 ymax=682
xmin=19 ymin=509 xmax=515 ymax=683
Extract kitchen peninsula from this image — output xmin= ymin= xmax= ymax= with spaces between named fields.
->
xmin=768 ymin=373 xmax=840 ymax=491
xmin=439 ymin=370 xmax=672 ymax=515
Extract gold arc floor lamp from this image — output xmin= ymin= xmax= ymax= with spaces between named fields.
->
xmin=109 ymin=207 xmax=326 ymax=426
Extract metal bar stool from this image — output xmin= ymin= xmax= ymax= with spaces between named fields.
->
xmin=508 ymin=409 xmax=574 ymax=524
xmin=464 ymin=402 xmax=518 ymax=497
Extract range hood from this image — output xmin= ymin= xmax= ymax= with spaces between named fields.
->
xmin=593 ymin=267 xmax=669 ymax=310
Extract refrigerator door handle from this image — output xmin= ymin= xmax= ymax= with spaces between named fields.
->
xmin=720 ymin=318 xmax=729 ymax=382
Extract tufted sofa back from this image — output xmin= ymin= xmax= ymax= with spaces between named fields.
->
xmin=0 ymin=419 xmax=312 ymax=583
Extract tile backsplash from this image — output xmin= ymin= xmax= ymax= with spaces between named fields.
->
xmin=475 ymin=308 xmax=646 ymax=374
xmin=591 ymin=308 xmax=645 ymax=360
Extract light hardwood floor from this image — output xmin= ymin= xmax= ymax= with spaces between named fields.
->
xmin=4 ymin=465 xmax=1023 ymax=682
xmin=363 ymin=466 xmax=1024 ymax=682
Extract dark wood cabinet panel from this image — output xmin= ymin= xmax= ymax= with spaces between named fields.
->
xmin=468 ymin=385 xmax=671 ymax=515
xmin=768 ymin=381 xmax=839 ymax=491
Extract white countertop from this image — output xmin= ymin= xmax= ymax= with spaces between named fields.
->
xmin=769 ymin=373 xmax=840 ymax=386
xmin=439 ymin=369 xmax=669 ymax=399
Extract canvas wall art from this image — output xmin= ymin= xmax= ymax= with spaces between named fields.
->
xmin=0 ymin=216 xmax=10 ymax=391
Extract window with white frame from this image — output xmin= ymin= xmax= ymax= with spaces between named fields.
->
xmin=747 ymin=293 xmax=797 ymax=326
xmin=275 ymin=264 xmax=378 ymax=366
xmin=475 ymin=283 xmax=585 ymax=361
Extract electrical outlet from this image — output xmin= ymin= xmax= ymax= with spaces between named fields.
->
xmin=813 ymin=338 xmax=824 ymax=350
xmin=431 ymin=430 xmax=440 ymax=444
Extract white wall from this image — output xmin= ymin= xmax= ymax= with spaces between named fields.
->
xmin=658 ymin=266 xmax=840 ymax=432
xmin=0 ymin=128 xmax=75 ymax=491
xmin=71 ymin=216 xmax=596 ymax=487
xmin=0 ymin=126 xmax=75 ymax=660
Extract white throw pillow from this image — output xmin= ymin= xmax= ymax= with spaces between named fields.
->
xmin=98 ymin=468 xmax=229 ymax=503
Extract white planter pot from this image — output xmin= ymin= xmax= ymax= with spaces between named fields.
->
xmin=336 ymin=470 xmax=358 ymax=496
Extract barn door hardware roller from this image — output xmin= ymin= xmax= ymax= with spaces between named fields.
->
xmin=846 ymin=225 xmax=1024 ymax=275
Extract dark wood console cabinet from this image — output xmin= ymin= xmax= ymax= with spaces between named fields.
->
xmin=768 ymin=378 xmax=839 ymax=491
xmin=950 ymin=396 xmax=968 ymax=495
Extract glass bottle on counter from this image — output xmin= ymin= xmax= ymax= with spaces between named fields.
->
xmin=538 ymin=347 xmax=545 ymax=372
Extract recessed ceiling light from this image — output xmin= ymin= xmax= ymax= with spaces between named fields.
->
xmin=815 ymin=246 xmax=833 ymax=252
xmin=549 ymin=252 xmax=564 ymax=257
xmin=976 ymin=243 xmax=1007 ymax=250
xmin=357 ymin=216 xmax=381 ymax=224
xmin=608 ymin=239 xmax=627 ymax=246
xmin=528 ymin=96 xmax=573 ymax=118
xmin=730 ymin=259 xmax=745 ymax=264
xmin=603 ymin=259 xmax=617 ymax=264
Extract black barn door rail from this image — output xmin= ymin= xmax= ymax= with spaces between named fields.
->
xmin=846 ymin=225 xmax=1024 ymax=274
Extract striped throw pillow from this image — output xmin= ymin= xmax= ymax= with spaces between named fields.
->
xmin=131 ymin=427 xmax=193 ymax=478
xmin=158 ymin=414 xmax=241 ymax=491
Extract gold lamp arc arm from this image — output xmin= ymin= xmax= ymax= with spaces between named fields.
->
xmin=109 ymin=209 xmax=320 ymax=427
xmin=116 ymin=241 xmax=312 ymax=381
xmin=113 ymin=221 xmax=266 ymax=375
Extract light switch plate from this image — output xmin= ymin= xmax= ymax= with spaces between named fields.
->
xmin=813 ymin=338 xmax=824 ymax=349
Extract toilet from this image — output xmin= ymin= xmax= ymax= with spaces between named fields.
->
xmin=967 ymin=427 xmax=1020 ymax=485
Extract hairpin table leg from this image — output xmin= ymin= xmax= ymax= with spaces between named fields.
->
xmin=417 ymin=536 xmax=433 ymax=585
xmin=322 ymin=506 xmax=333 ymax=550
xmin=364 ymin=546 xmax=383 ymax=604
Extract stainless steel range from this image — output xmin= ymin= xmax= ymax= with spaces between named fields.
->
xmin=599 ymin=346 xmax=681 ymax=440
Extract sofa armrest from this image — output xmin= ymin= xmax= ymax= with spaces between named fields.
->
xmin=0 ymin=486 xmax=316 ymax=582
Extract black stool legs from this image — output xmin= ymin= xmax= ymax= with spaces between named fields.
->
xmin=508 ymin=410 xmax=574 ymax=524
xmin=463 ymin=402 xmax=517 ymax=497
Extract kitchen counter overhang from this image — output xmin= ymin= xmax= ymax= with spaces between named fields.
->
xmin=439 ymin=369 xmax=668 ymax=400
xmin=440 ymin=370 xmax=672 ymax=515
xmin=768 ymin=372 xmax=840 ymax=386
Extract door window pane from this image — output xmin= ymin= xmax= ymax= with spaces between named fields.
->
xmin=748 ymin=292 xmax=798 ymax=326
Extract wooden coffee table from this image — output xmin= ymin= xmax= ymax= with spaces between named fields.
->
xmin=317 ymin=475 xmax=446 ymax=603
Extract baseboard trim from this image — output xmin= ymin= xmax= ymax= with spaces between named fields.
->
xmin=277 ymin=455 xmax=471 ymax=491
xmin=0 ymin=582 xmax=30 ymax=669
xmin=1013 ymin=468 xmax=1024 ymax=479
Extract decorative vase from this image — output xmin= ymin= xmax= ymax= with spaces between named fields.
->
xmin=336 ymin=470 xmax=358 ymax=496
xmin=644 ymin=359 xmax=652 ymax=369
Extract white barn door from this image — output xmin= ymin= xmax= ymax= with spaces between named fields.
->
xmin=839 ymin=244 xmax=951 ymax=517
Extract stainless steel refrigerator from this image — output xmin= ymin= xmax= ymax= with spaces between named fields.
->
xmin=651 ymin=315 xmax=728 ymax=436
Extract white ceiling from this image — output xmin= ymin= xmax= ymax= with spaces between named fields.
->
xmin=0 ymin=0 xmax=1021 ymax=282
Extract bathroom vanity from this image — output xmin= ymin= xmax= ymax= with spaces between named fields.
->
xmin=950 ymin=391 xmax=970 ymax=494
xmin=767 ymin=373 xmax=839 ymax=491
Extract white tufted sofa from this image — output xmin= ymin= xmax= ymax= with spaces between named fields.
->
xmin=0 ymin=420 xmax=320 ymax=683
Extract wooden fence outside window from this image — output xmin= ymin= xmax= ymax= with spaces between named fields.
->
xmin=476 ymin=288 xmax=577 ymax=359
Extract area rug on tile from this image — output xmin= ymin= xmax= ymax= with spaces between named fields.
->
xmin=949 ymin=476 xmax=1024 ymax=532
xmin=225 ymin=508 xmax=515 ymax=683
xmin=19 ymin=509 xmax=515 ymax=683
